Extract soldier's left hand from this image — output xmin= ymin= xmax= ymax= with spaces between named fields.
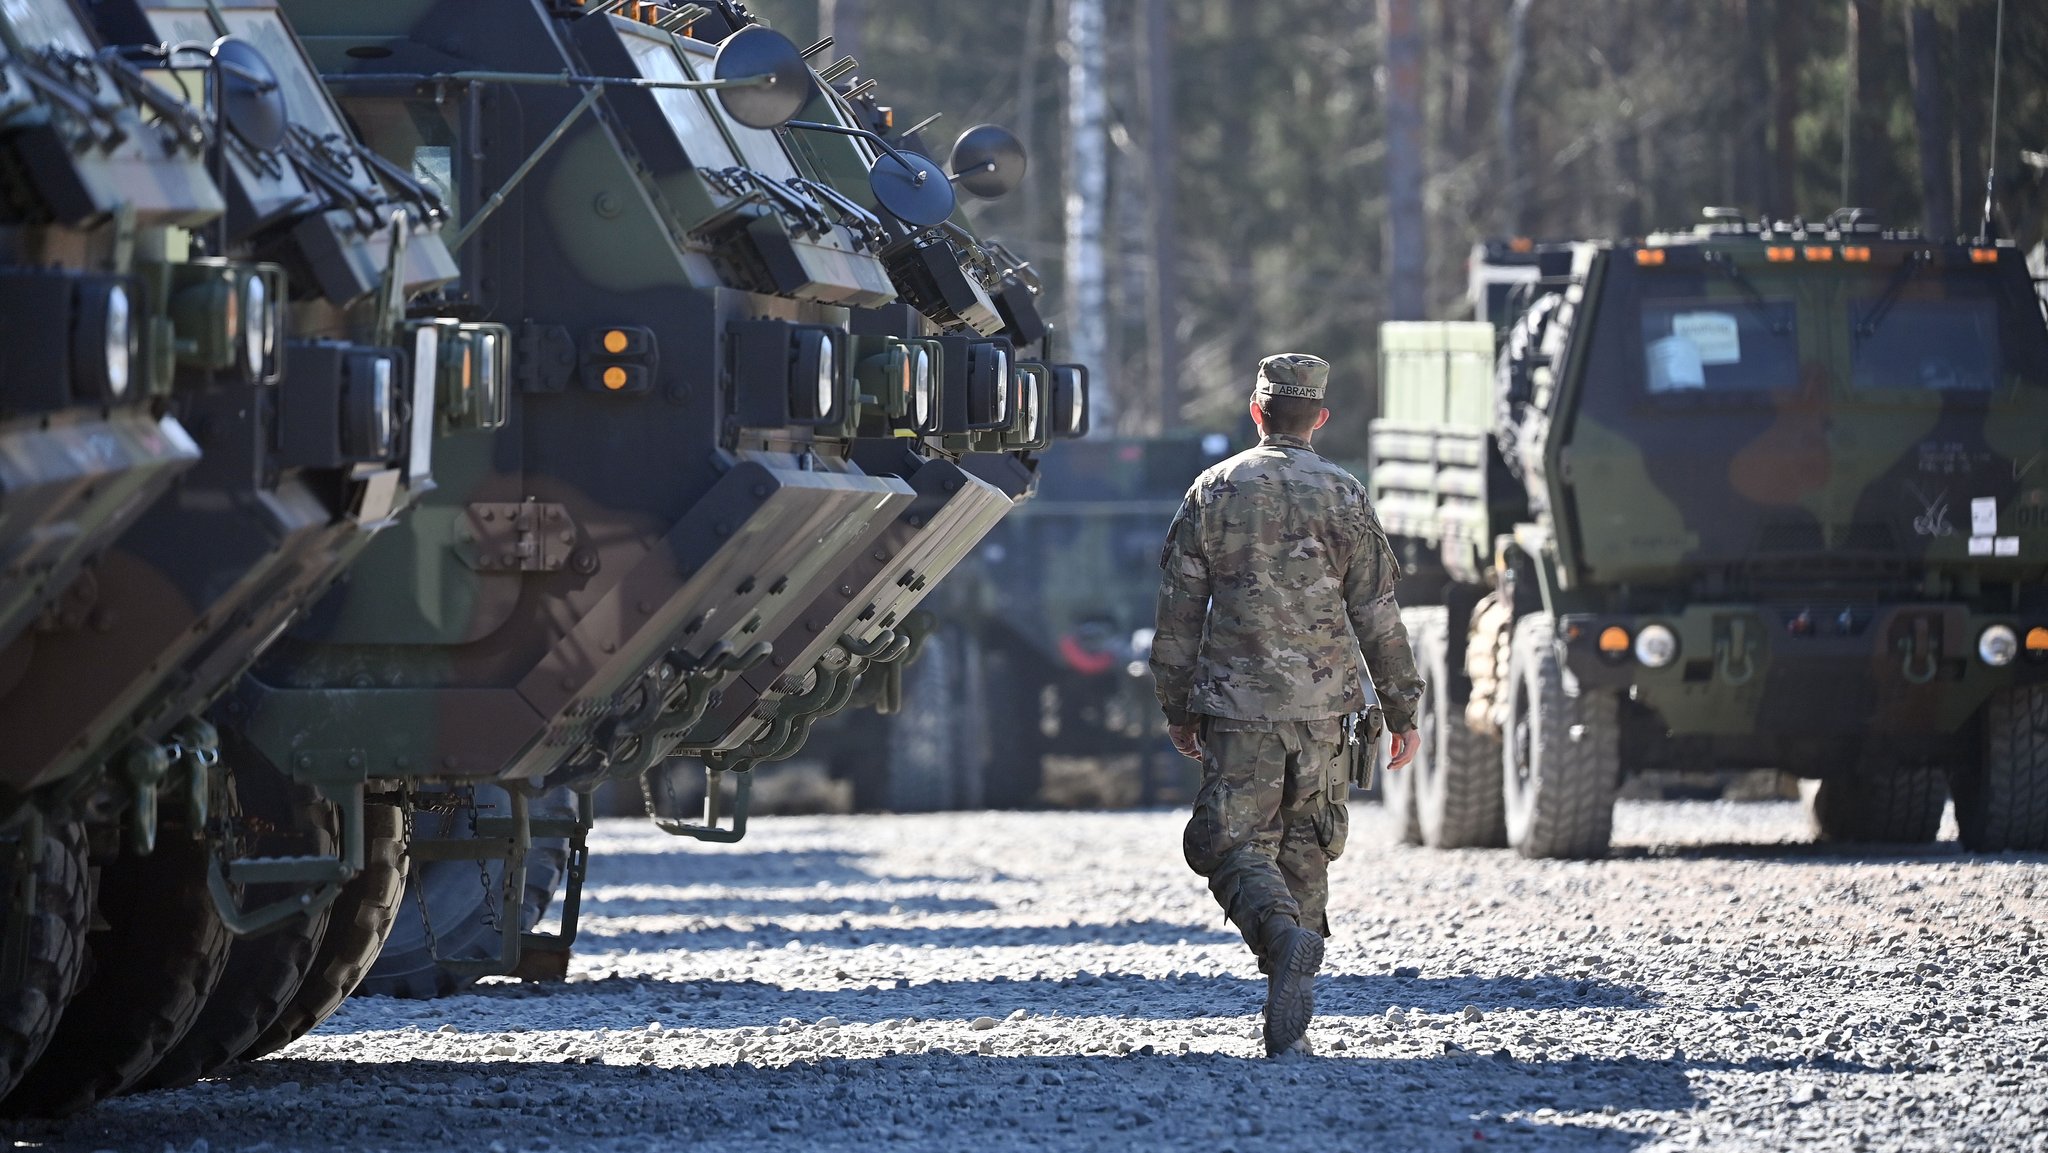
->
xmin=1167 ymin=721 xmax=1202 ymax=761
xmin=1387 ymin=728 xmax=1419 ymax=771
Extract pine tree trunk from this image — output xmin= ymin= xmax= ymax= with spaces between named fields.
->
xmin=818 ymin=0 xmax=864 ymax=71
xmin=1141 ymin=0 xmax=1181 ymax=429
xmin=1498 ymin=0 xmax=1534 ymax=234
xmin=1773 ymin=0 xmax=1807 ymax=218
xmin=1064 ymin=0 xmax=1110 ymax=424
xmin=1905 ymin=5 xmax=1956 ymax=238
xmin=1383 ymin=0 xmax=1426 ymax=320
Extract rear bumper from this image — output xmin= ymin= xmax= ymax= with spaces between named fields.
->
xmin=1559 ymin=603 xmax=2048 ymax=736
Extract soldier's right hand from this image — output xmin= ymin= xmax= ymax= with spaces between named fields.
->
xmin=1387 ymin=729 xmax=1419 ymax=771
xmin=1167 ymin=721 xmax=1202 ymax=761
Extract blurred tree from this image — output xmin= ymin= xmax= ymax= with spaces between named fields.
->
xmin=747 ymin=0 xmax=2048 ymax=456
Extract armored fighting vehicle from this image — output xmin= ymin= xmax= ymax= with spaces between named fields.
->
xmin=1377 ymin=210 xmax=2048 ymax=858
xmin=0 ymin=0 xmax=1081 ymax=1113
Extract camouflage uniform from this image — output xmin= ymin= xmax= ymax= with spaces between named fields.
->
xmin=1152 ymin=353 xmax=1423 ymax=957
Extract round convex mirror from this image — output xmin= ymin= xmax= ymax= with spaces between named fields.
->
xmin=949 ymin=124 xmax=1027 ymax=199
xmin=870 ymin=150 xmax=956 ymax=227
xmin=211 ymin=37 xmax=288 ymax=152
xmin=713 ymin=25 xmax=813 ymax=130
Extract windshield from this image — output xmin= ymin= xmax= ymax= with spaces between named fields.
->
xmin=622 ymin=34 xmax=741 ymax=169
xmin=1847 ymin=295 xmax=2000 ymax=393
xmin=1639 ymin=298 xmax=1799 ymax=393
xmin=675 ymin=36 xmax=804 ymax=181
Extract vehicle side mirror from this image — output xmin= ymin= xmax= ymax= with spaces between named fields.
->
xmin=713 ymin=25 xmax=812 ymax=130
xmin=949 ymin=124 xmax=1027 ymax=200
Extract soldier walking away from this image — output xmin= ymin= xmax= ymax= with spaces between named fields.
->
xmin=1151 ymin=353 xmax=1424 ymax=1057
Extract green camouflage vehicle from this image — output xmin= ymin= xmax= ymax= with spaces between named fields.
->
xmin=0 ymin=0 xmax=1078 ymax=1114
xmin=1376 ymin=210 xmax=2048 ymax=859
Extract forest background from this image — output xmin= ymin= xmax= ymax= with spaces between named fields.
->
xmin=747 ymin=0 xmax=2048 ymax=459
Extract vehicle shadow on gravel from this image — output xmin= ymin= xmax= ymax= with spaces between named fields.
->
xmin=570 ymin=917 xmax=1243 ymax=954
xmin=1612 ymin=841 xmax=2048 ymax=865
xmin=586 ymin=848 xmax=971 ymax=889
xmin=576 ymin=893 xmax=1002 ymax=918
xmin=333 ymin=970 xmax=1652 ymax=1035
xmin=48 ymin=1050 xmax=1712 ymax=1152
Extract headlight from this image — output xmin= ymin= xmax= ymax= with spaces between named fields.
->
xmin=991 ymin=347 xmax=1010 ymax=423
xmin=242 ymin=272 xmax=269 ymax=377
xmin=911 ymin=347 xmax=933 ymax=428
xmin=342 ymin=351 xmax=397 ymax=460
xmin=99 ymin=282 xmax=132 ymax=400
xmin=1018 ymin=369 xmax=1040 ymax=440
xmin=814 ymin=334 xmax=836 ymax=419
xmin=1633 ymin=624 xmax=1678 ymax=668
xmin=1978 ymin=624 xmax=2019 ymax=667
xmin=789 ymin=328 xmax=837 ymax=421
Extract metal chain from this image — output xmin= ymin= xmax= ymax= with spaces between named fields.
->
xmin=400 ymin=787 xmax=443 ymax=964
xmin=469 ymin=788 xmax=502 ymax=934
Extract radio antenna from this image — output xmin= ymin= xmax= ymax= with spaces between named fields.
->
xmin=1978 ymin=0 xmax=2006 ymax=243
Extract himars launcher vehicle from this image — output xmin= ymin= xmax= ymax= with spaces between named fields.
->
xmin=0 ymin=0 xmax=1084 ymax=1116
xmin=1378 ymin=211 xmax=2048 ymax=859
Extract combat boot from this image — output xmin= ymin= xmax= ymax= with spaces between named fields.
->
xmin=1259 ymin=915 xmax=1323 ymax=1057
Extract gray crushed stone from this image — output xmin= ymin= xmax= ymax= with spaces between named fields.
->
xmin=16 ymin=800 xmax=2048 ymax=1152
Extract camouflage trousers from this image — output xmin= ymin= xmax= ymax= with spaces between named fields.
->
xmin=1182 ymin=716 xmax=1350 ymax=957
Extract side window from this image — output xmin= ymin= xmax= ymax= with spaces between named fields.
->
xmin=1639 ymin=300 xmax=1798 ymax=393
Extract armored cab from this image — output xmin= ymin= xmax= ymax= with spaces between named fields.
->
xmin=0 ymin=0 xmax=472 ymax=1114
xmin=0 ymin=0 xmax=221 ymax=1104
xmin=1376 ymin=209 xmax=2048 ymax=858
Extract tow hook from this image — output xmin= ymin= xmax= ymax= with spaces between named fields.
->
xmin=1899 ymin=616 xmax=1939 ymax=685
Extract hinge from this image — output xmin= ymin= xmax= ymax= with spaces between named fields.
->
xmin=458 ymin=500 xmax=577 ymax=572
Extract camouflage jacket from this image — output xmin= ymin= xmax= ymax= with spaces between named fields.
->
xmin=1151 ymin=433 xmax=1423 ymax=732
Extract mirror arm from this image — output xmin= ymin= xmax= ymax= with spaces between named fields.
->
xmin=318 ymin=69 xmax=775 ymax=93
xmin=783 ymin=119 xmax=933 ymax=187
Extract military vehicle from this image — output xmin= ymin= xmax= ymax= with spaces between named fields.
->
xmin=0 ymin=0 xmax=1081 ymax=1113
xmin=823 ymin=434 xmax=1234 ymax=811
xmin=1376 ymin=209 xmax=2048 ymax=859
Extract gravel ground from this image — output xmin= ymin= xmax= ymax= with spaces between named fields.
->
xmin=16 ymin=798 xmax=2048 ymax=1153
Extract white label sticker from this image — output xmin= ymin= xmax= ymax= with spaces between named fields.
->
xmin=1671 ymin=312 xmax=1742 ymax=365
xmin=1971 ymin=496 xmax=1998 ymax=535
xmin=1646 ymin=336 xmax=1706 ymax=392
xmin=1969 ymin=536 xmax=1994 ymax=556
xmin=1995 ymin=536 xmax=2020 ymax=557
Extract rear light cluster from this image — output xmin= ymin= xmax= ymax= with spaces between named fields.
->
xmin=1581 ymin=623 xmax=1679 ymax=668
xmin=1979 ymin=625 xmax=2048 ymax=668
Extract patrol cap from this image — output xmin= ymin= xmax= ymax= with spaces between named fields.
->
xmin=1252 ymin=352 xmax=1329 ymax=400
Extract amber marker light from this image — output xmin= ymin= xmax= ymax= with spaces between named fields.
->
xmin=602 ymin=366 xmax=628 ymax=390
xmin=1510 ymin=236 xmax=1535 ymax=253
xmin=2027 ymin=626 xmax=2048 ymax=653
xmin=1765 ymin=246 xmax=1796 ymax=262
xmin=1803 ymin=246 xmax=1833 ymax=261
xmin=1970 ymin=248 xmax=2000 ymax=264
xmin=603 ymin=330 xmax=630 ymax=354
xmin=1634 ymin=248 xmax=1665 ymax=266
xmin=1842 ymin=246 xmax=1872 ymax=262
xmin=1598 ymin=626 xmax=1631 ymax=653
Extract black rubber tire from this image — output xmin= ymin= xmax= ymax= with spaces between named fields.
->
xmin=885 ymin=629 xmax=960 ymax=812
xmin=357 ymin=786 xmax=574 ymax=1000
xmin=0 ymin=818 xmax=89 ymax=1102
xmin=3 ymin=821 xmax=233 ymax=1117
xmin=240 ymin=802 xmax=406 ymax=1060
xmin=1501 ymin=612 xmax=1618 ymax=860
xmin=1811 ymin=758 xmax=1947 ymax=845
xmin=132 ymin=758 xmax=340 ymax=1091
xmin=1407 ymin=607 xmax=1507 ymax=849
xmin=1953 ymin=684 xmax=2048 ymax=852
